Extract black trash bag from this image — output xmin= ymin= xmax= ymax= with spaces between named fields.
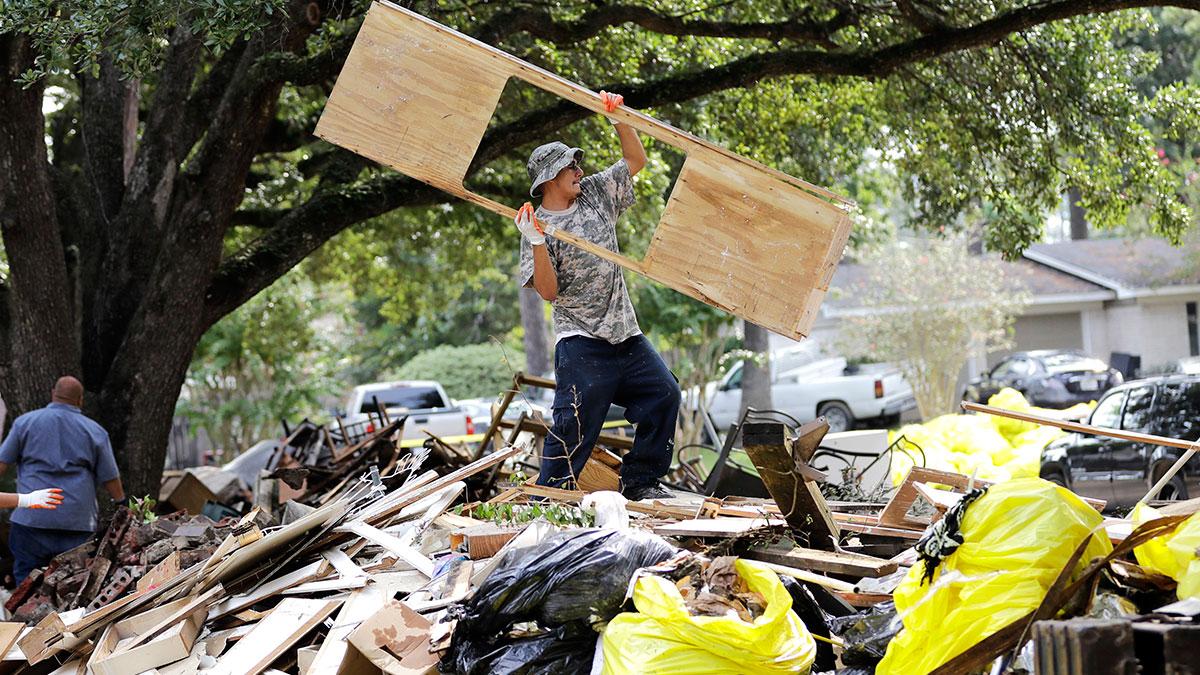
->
xmin=442 ymin=528 xmax=676 ymax=675
xmin=443 ymin=624 xmax=597 ymax=675
xmin=781 ymin=576 xmax=837 ymax=672
xmin=828 ymin=600 xmax=902 ymax=667
xmin=457 ymin=528 xmax=676 ymax=635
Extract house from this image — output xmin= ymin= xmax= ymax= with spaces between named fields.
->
xmin=775 ymin=237 xmax=1200 ymax=379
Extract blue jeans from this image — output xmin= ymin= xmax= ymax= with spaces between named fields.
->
xmin=9 ymin=522 xmax=92 ymax=584
xmin=538 ymin=335 xmax=680 ymax=490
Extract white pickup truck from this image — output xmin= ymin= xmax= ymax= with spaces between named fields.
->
xmin=704 ymin=344 xmax=916 ymax=432
xmin=340 ymin=380 xmax=474 ymax=442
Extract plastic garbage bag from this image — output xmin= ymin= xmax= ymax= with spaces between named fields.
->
xmin=828 ymin=600 xmax=902 ymax=666
xmin=1132 ymin=503 xmax=1200 ymax=600
xmin=444 ymin=624 xmax=598 ymax=675
xmin=442 ymin=528 xmax=676 ymax=674
xmin=877 ymin=477 xmax=1112 ymax=674
xmin=600 ymin=558 xmax=816 ymax=675
xmin=987 ymin=388 xmax=1040 ymax=441
xmin=456 ymin=528 xmax=676 ymax=634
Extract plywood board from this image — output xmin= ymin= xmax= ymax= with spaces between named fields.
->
xmin=316 ymin=1 xmax=853 ymax=340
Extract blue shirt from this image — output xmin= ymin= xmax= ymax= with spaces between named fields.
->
xmin=0 ymin=402 xmax=120 ymax=532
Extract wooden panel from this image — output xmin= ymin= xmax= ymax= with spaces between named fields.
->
xmin=643 ymin=156 xmax=847 ymax=332
xmin=316 ymin=1 xmax=853 ymax=340
xmin=742 ymin=422 xmax=840 ymax=549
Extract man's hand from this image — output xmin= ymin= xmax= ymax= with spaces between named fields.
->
xmin=599 ymin=90 xmax=624 ymax=113
xmin=515 ymin=202 xmax=553 ymax=245
xmin=18 ymin=488 xmax=63 ymax=510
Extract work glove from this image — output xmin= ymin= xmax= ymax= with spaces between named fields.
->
xmin=600 ymin=91 xmax=624 ymax=125
xmin=599 ymin=90 xmax=624 ymax=113
xmin=515 ymin=202 xmax=553 ymax=246
xmin=17 ymin=488 xmax=63 ymax=510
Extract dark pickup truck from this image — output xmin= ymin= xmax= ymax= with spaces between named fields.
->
xmin=1040 ymin=374 xmax=1200 ymax=508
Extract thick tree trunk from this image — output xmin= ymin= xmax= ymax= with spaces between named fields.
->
xmin=519 ymin=287 xmax=553 ymax=376
xmin=0 ymin=36 xmax=81 ymax=415
xmin=739 ymin=321 xmax=773 ymax=420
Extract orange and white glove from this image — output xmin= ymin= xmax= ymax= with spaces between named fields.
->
xmin=18 ymin=488 xmax=63 ymax=510
xmin=600 ymin=91 xmax=624 ymax=125
xmin=515 ymin=202 xmax=553 ymax=245
xmin=599 ymin=90 xmax=624 ymax=113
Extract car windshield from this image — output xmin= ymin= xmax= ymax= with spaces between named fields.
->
xmin=359 ymin=386 xmax=443 ymax=413
xmin=1041 ymin=353 xmax=1106 ymax=374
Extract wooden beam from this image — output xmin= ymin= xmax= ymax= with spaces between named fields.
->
xmin=745 ymin=544 xmax=899 ymax=578
xmin=743 ymin=422 xmax=840 ymax=550
xmin=962 ymin=401 xmax=1198 ymax=450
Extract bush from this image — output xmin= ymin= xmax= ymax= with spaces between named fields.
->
xmin=392 ymin=342 xmax=525 ymax=400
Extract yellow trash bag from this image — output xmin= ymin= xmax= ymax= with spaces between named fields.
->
xmin=600 ymin=558 xmax=816 ymax=675
xmin=877 ymin=478 xmax=1111 ymax=674
xmin=1132 ymin=503 xmax=1200 ymax=600
xmin=986 ymin=387 xmax=1039 ymax=441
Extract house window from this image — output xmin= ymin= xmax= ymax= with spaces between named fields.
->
xmin=1189 ymin=302 xmax=1199 ymax=357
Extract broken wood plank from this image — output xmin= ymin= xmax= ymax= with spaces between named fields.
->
xmin=339 ymin=521 xmax=435 ymax=577
xmin=210 ymin=561 xmax=325 ymax=620
xmin=215 ymin=597 xmax=342 ymax=675
xmin=745 ymin=544 xmax=899 ymax=578
xmin=653 ymin=517 xmax=786 ymax=538
xmin=743 ymin=421 xmax=840 ymax=550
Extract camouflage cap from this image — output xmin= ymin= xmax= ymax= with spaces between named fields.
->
xmin=527 ymin=141 xmax=583 ymax=197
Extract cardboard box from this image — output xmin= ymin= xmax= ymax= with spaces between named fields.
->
xmin=88 ymin=596 xmax=206 ymax=675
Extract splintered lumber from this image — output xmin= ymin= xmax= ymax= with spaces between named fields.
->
xmin=362 ymin=443 xmax=526 ymax=527
xmin=317 ymin=1 xmax=853 ymax=340
xmin=215 ymin=597 xmax=342 ymax=675
xmin=878 ymin=466 xmax=977 ymax=529
xmin=653 ymin=517 xmax=785 ymax=538
xmin=339 ymin=521 xmax=435 ymax=577
xmin=745 ymin=544 xmax=899 ymax=578
xmin=743 ymin=422 xmax=840 ymax=550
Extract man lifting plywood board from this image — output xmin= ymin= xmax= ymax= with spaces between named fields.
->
xmin=315 ymin=0 xmax=854 ymax=341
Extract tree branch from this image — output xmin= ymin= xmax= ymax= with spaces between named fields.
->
xmin=472 ymin=3 xmax=853 ymax=48
xmin=203 ymin=175 xmax=445 ymax=324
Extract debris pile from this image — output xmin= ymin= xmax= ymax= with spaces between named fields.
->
xmin=0 ymin=372 xmax=1194 ymax=674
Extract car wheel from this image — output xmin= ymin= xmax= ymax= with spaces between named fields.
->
xmin=1042 ymin=471 xmax=1068 ymax=488
xmin=817 ymin=402 xmax=854 ymax=434
xmin=1154 ymin=474 xmax=1188 ymax=501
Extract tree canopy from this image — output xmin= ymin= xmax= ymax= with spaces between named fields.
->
xmin=2 ymin=0 xmax=1199 ymax=494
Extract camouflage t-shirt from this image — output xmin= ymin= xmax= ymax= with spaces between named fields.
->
xmin=519 ymin=159 xmax=641 ymax=344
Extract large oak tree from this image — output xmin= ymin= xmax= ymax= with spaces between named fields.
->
xmin=1 ymin=0 xmax=1197 ymax=496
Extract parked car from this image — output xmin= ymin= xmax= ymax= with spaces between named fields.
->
xmin=702 ymin=343 xmax=916 ymax=433
xmin=1040 ymin=374 xmax=1200 ymax=507
xmin=965 ymin=350 xmax=1123 ymax=409
xmin=1163 ymin=356 xmax=1200 ymax=375
xmin=340 ymin=380 xmax=473 ymax=441
xmin=455 ymin=397 xmax=549 ymax=425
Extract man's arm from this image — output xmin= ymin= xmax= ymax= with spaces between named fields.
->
xmin=531 ymin=244 xmax=558 ymax=302
xmin=614 ymin=122 xmax=646 ymax=176
xmin=600 ymin=91 xmax=646 ymax=176
xmin=103 ymin=478 xmax=126 ymax=502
